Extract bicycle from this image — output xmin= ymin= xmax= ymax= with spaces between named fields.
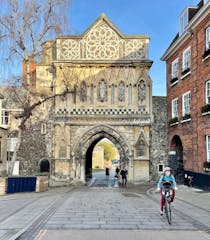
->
xmin=162 ymin=181 xmax=173 ymax=224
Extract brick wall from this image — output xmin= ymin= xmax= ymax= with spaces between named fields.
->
xmin=166 ymin=10 xmax=210 ymax=173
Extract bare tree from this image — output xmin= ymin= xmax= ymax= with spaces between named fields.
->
xmin=0 ymin=0 xmax=72 ymax=176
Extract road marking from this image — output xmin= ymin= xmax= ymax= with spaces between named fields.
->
xmin=34 ymin=229 xmax=47 ymax=240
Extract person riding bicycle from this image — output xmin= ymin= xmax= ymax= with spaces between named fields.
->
xmin=156 ymin=167 xmax=178 ymax=215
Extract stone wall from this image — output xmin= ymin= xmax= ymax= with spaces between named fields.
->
xmin=18 ymin=121 xmax=52 ymax=176
xmin=150 ymin=96 xmax=168 ymax=181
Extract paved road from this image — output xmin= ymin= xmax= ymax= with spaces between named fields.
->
xmin=0 ymin=173 xmax=209 ymax=240
xmin=27 ymin=187 xmax=210 ymax=240
xmin=86 ymin=169 xmax=119 ymax=187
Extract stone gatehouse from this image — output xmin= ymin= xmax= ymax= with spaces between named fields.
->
xmin=1 ymin=14 xmax=168 ymax=185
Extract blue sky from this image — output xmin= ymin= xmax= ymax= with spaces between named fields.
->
xmin=68 ymin=0 xmax=199 ymax=96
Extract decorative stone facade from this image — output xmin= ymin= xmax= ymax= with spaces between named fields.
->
xmin=37 ymin=14 xmax=153 ymax=185
xmin=0 ymin=14 xmax=168 ymax=185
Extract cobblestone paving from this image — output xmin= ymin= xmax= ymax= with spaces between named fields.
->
xmin=0 ymin=177 xmax=210 ymax=240
xmin=45 ymin=187 xmax=197 ymax=231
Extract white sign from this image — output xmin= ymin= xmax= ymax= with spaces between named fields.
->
xmin=12 ymin=161 xmax=20 ymax=176
xmin=168 ymin=151 xmax=176 ymax=155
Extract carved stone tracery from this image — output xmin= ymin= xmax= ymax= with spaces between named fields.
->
xmin=57 ymin=19 xmax=147 ymax=61
xmin=85 ymin=23 xmax=119 ymax=60
xmin=138 ymin=80 xmax=146 ymax=103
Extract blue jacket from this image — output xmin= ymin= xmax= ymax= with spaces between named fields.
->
xmin=157 ymin=174 xmax=177 ymax=189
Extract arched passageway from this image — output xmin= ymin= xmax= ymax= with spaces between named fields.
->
xmin=86 ymin=137 xmax=120 ymax=181
xmin=169 ymin=135 xmax=184 ymax=182
xmin=74 ymin=125 xmax=130 ymax=184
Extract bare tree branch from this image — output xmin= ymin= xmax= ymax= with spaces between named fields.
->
xmin=0 ymin=0 xmax=72 ymax=175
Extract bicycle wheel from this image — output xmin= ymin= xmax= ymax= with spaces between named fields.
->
xmin=165 ymin=200 xmax=172 ymax=224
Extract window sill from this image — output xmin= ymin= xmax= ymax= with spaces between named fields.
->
xmin=181 ymin=71 xmax=191 ymax=80
xmin=170 ymin=80 xmax=179 ymax=87
xmin=202 ymin=54 xmax=210 ymax=62
xmin=1 ymin=124 xmax=9 ymax=129
xmin=134 ymin=156 xmax=149 ymax=161
xmin=202 ymin=111 xmax=210 ymax=116
xmin=181 ymin=118 xmax=191 ymax=123
xmin=170 ymin=122 xmax=179 ymax=126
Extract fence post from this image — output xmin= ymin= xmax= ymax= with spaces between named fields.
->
xmin=0 ymin=177 xmax=7 ymax=195
xmin=36 ymin=176 xmax=49 ymax=192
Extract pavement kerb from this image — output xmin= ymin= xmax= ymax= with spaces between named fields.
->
xmin=6 ymin=187 xmax=74 ymax=240
xmin=0 ymin=186 xmax=74 ymax=201
xmin=7 ymin=194 xmax=61 ymax=240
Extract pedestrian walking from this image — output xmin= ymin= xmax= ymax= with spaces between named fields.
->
xmin=115 ymin=166 xmax=120 ymax=178
xmin=120 ymin=168 xmax=128 ymax=186
xmin=105 ymin=167 xmax=109 ymax=177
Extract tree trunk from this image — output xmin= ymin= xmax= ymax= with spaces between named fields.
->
xmin=8 ymin=129 xmax=22 ymax=176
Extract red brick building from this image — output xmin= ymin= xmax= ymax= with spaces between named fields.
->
xmin=161 ymin=0 xmax=210 ymax=181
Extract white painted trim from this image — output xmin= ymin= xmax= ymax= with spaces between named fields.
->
xmin=181 ymin=71 xmax=191 ymax=80
xmin=202 ymin=54 xmax=210 ymax=62
xmin=169 ymin=151 xmax=176 ymax=155
xmin=181 ymin=118 xmax=191 ymax=123
xmin=161 ymin=2 xmax=210 ymax=60
xmin=170 ymin=80 xmax=179 ymax=87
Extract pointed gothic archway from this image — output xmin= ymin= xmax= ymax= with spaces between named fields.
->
xmin=73 ymin=125 xmax=131 ymax=183
xmin=169 ymin=135 xmax=184 ymax=183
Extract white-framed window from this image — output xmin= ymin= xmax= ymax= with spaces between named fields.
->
xmin=206 ymin=136 xmax=210 ymax=162
xmin=206 ymin=26 xmax=210 ymax=50
xmin=182 ymin=91 xmax=191 ymax=116
xmin=1 ymin=110 xmax=9 ymax=126
xmin=172 ymin=98 xmax=178 ymax=118
xmin=171 ymin=58 xmax=179 ymax=79
xmin=182 ymin=47 xmax=191 ymax=71
xmin=206 ymin=80 xmax=210 ymax=104
xmin=204 ymin=0 xmax=209 ymax=4
xmin=179 ymin=8 xmax=188 ymax=35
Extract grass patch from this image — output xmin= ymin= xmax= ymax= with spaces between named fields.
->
xmin=92 ymin=168 xmax=104 ymax=172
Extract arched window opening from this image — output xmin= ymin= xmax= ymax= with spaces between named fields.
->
xmin=40 ymin=159 xmax=50 ymax=173
xmin=111 ymin=84 xmax=115 ymax=104
xmin=137 ymin=139 xmax=145 ymax=157
xmin=80 ymin=81 xmax=87 ymax=102
xmin=118 ymin=81 xmax=125 ymax=102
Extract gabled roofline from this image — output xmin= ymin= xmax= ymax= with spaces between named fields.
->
xmin=57 ymin=13 xmax=150 ymax=40
xmin=83 ymin=13 xmax=124 ymax=38
xmin=161 ymin=0 xmax=210 ymax=61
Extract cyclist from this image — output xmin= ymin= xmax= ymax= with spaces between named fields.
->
xmin=156 ymin=167 xmax=178 ymax=215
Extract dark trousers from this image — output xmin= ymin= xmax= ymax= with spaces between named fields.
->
xmin=122 ymin=177 xmax=127 ymax=185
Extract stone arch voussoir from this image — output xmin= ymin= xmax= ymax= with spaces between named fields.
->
xmin=74 ymin=125 xmax=130 ymax=166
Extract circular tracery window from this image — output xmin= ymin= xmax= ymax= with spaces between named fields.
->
xmin=86 ymin=26 xmax=119 ymax=59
